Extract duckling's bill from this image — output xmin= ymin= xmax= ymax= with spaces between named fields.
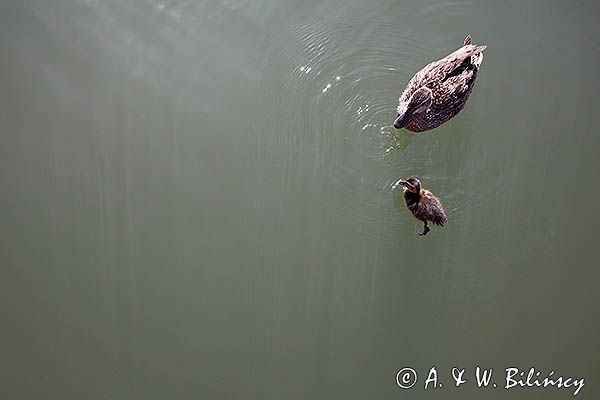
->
xmin=391 ymin=179 xmax=407 ymax=190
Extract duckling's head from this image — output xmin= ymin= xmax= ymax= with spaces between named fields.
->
xmin=394 ymin=87 xmax=433 ymax=129
xmin=392 ymin=177 xmax=421 ymax=193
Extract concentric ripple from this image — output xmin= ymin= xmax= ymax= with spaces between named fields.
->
xmin=249 ymin=4 xmax=460 ymax=239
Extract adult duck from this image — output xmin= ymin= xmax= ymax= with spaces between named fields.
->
xmin=393 ymin=35 xmax=486 ymax=132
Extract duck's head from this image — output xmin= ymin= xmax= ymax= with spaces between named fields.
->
xmin=394 ymin=87 xmax=432 ymax=129
xmin=392 ymin=177 xmax=421 ymax=193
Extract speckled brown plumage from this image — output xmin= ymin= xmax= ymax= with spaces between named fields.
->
xmin=394 ymin=35 xmax=486 ymax=132
xmin=392 ymin=178 xmax=447 ymax=236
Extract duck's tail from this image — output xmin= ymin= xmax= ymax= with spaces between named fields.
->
xmin=462 ymin=35 xmax=486 ymax=68
xmin=463 ymin=35 xmax=486 ymax=52
xmin=472 ymin=50 xmax=484 ymax=69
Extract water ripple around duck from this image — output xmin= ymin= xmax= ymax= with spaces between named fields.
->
xmin=249 ymin=7 xmax=449 ymax=240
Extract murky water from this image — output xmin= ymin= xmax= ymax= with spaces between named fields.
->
xmin=1 ymin=1 xmax=599 ymax=399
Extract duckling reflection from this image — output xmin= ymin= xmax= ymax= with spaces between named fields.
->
xmin=392 ymin=178 xmax=447 ymax=236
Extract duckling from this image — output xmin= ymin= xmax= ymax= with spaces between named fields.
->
xmin=393 ymin=35 xmax=487 ymax=132
xmin=392 ymin=178 xmax=448 ymax=236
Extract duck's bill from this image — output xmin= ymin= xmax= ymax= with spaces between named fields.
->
xmin=391 ymin=179 xmax=407 ymax=190
xmin=393 ymin=113 xmax=409 ymax=129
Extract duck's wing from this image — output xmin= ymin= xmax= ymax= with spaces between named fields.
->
xmin=430 ymin=44 xmax=487 ymax=82
xmin=420 ymin=44 xmax=485 ymax=104
xmin=420 ymin=191 xmax=448 ymax=226
xmin=400 ymin=43 xmax=486 ymax=101
xmin=439 ymin=59 xmax=479 ymax=99
xmin=408 ymin=45 xmax=486 ymax=86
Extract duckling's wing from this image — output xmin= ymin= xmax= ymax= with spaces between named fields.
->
xmin=421 ymin=191 xmax=448 ymax=226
